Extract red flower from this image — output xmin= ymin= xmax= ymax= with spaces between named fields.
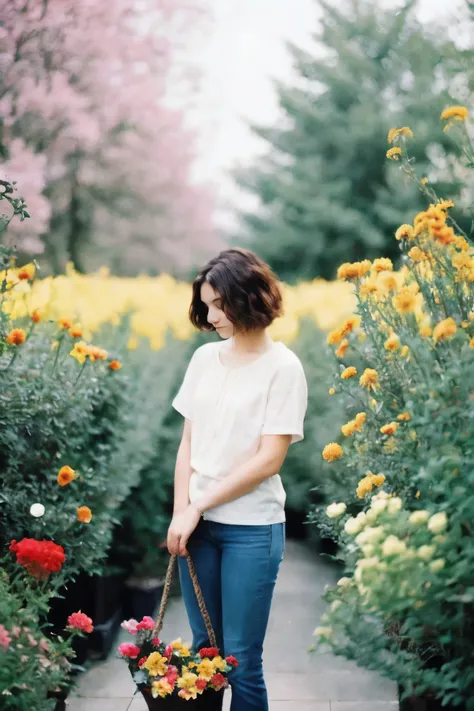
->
xmin=164 ymin=644 xmax=173 ymax=660
xmin=199 ymin=646 xmax=219 ymax=659
xmin=10 ymin=538 xmax=66 ymax=578
xmin=151 ymin=637 xmax=161 ymax=646
xmin=138 ymin=656 xmax=148 ymax=668
xmin=225 ymin=655 xmax=239 ymax=667
xmin=196 ymin=678 xmax=208 ymax=691
xmin=166 ymin=665 xmax=179 ymax=686
xmin=118 ymin=643 xmax=141 ymax=659
xmin=136 ymin=616 xmax=154 ymax=631
xmin=67 ymin=611 xmax=94 ymax=634
xmin=210 ymin=673 xmax=227 ymax=691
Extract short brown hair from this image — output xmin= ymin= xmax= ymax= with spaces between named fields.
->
xmin=189 ymin=248 xmax=283 ymax=331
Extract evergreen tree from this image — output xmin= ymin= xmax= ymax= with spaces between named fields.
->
xmin=236 ymin=0 xmax=472 ymax=282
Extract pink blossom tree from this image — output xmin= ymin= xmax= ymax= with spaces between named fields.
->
xmin=1 ymin=0 xmax=216 ymax=274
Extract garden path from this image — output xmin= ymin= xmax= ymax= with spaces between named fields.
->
xmin=69 ymin=540 xmax=398 ymax=711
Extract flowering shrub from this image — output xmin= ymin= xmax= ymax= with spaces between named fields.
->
xmin=118 ymin=617 xmax=238 ymax=701
xmin=313 ymin=108 xmax=474 ymax=707
xmin=0 ymin=570 xmax=92 ymax=710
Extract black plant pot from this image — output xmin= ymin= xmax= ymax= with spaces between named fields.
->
xmin=138 ymin=686 xmax=225 ymax=710
xmin=47 ymin=572 xmax=96 ymax=666
xmin=285 ymin=507 xmax=308 ymax=540
xmin=47 ymin=688 xmax=68 ymax=711
xmin=398 ymin=685 xmax=466 ymax=711
xmin=88 ymin=573 xmax=126 ymax=660
xmin=123 ymin=583 xmax=164 ymax=621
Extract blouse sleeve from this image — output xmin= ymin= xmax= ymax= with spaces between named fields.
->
xmin=172 ymin=348 xmax=202 ymax=421
xmin=261 ymin=359 xmax=308 ymax=444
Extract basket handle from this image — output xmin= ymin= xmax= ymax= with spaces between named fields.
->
xmin=152 ymin=554 xmax=217 ymax=648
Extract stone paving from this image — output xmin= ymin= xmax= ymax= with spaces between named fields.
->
xmin=69 ymin=540 xmax=398 ymax=710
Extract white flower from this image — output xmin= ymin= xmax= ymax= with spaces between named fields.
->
xmin=361 ymin=544 xmax=375 ymax=557
xmin=330 ymin=600 xmax=342 ymax=612
xmin=337 ymin=577 xmax=351 ymax=588
xmin=387 ymin=497 xmax=402 ymax=514
xmin=428 ymin=512 xmax=448 ymax=534
xmin=409 ymin=510 xmax=430 ymax=526
xmin=313 ymin=626 xmax=333 ymax=640
xmin=430 ymin=559 xmax=445 ymax=573
xmin=344 ymin=511 xmax=366 ymax=535
xmin=381 ymin=535 xmax=407 ymax=557
xmin=356 ymin=526 xmax=384 ymax=547
xmin=29 ymin=503 xmax=45 ymax=518
xmin=370 ymin=498 xmax=388 ymax=515
xmin=418 ymin=545 xmax=436 ymax=561
xmin=354 ymin=556 xmax=381 ymax=581
xmin=326 ymin=502 xmax=347 ymax=519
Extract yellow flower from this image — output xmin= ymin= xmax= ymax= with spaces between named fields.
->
xmin=397 ymin=412 xmax=411 ymax=421
xmin=329 ymin=387 xmax=335 ymax=395
xmin=388 ymin=126 xmax=414 ymax=143
xmin=212 ymin=656 xmax=227 ymax=672
xmin=469 ymin=336 xmax=474 ymax=349
xmin=326 ymin=502 xmax=347 ymax=519
xmin=322 ymin=443 xmax=343 ymax=462
xmin=341 ymin=412 xmax=366 ymax=437
xmin=70 ymin=341 xmax=90 ymax=365
xmin=69 ymin=324 xmax=83 ymax=339
xmin=17 ymin=263 xmax=36 ymax=281
xmin=384 ymin=436 xmax=398 ymax=453
xmin=356 ymin=473 xmax=386 ymax=499
xmin=196 ymin=659 xmax=215 ymax=681
xmin=359 ymin=280 xmax=379 ymax=298
xmin=144 ymin=652 xmax=168 ymax=677
xmin=401 ymin=345 xmax=409 ymax=358
xmin=418 ymin=545 xmax=436 ymax=561
xmin=440 ymin=105 xmax=468 ymax=121
xmin=178 ymin=671 xmax=199 ymax=692
xmin=152 ymin=679 xmax=174 ymax=698
xmin=409 ymin=246 xmax=428 ymax=262
xmin=430 ymin=559 xmax=446 ymax=573
xmin=380 ymin=422 xmax=399 ymax=436
xmin=455 ymin=236 xmax=470 ymax=251
xmin=386 ymin=147 xmax=402 ymax=160
xmin=393 ymin=287 xmax=417 ymax=314
xmin=341 ymin=366 xmax=357 ymax=380
xmin=372 ymin=258 xmax=393 ymax=273
xmin=335 ymin=338 xmax=349 ymax=358
xmin=382 ymin=535 xmax=407 ymax=557
xmin=428 ymin=512 xmax=448 ymax=534
xmin=337 ymin=260 xmax=371 ymax=280
xmin=327 ymin=316 xmax=361 ymax=345
xmin=360 ymin=368 xmax=379 ymax=391
xmin=384 ymin=333 xmax=400 ymax=352
xmin=395 ymin=224 xmax=414 ymax=241
xmin=409 ymin=510 xmax=430 ymax=525
xmin=421 ymin=177 xmax=428 ymax=185
xmin=433 ymin=317 xmax=457 ymax=344
xmin=58 ymin=317 xmax=73 ymax=330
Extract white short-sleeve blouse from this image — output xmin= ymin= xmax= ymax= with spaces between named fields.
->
xmin=172 ymin=340 xmax=308 ymax=525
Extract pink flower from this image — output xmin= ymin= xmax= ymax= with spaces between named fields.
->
xmin=118 ymin=643 xmax=141 ymax=659
xmin=152 ymin=637 xmax=161 ymax=646
xmin=67 ymin=611 xmax=94 ymax=634
xmin=11 ymin=626 xmax=21 ymax=638
xmin=121 ymin=618 xmax=139 ymax=635
xmin=0 ymin=624 xmax=12 ymax=652
xmin=166 ymin=664 xmax=178 ymax=684
xmin=136 ymin=616 xmax=154 ymax=631
xmin=164 ymin=644 xmax=173 ymax=660
xmin=40 ymin=640 xmax=50 ymax=652
xmin=26 ymin=633 xmax=38 ymax=647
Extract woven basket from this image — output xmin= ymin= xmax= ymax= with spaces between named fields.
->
xmin=133 ymin=554 xmax=225 ymax=710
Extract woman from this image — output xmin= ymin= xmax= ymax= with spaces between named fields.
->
xmin=167 ymin=248 xmax=308 ymax=711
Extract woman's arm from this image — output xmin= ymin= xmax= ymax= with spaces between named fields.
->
xmin=173 ymin=434 xmax=292 ymax=556
xmin=196 ymin=434 xmax=291 ymax=512
xmin=173 ymin=419 xmax=192 ymax=514
xmin=167 ymin=419 xmax=193 ymax=554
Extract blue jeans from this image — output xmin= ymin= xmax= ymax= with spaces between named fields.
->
xmin=178 ymin=520 xmax=285 ymax=711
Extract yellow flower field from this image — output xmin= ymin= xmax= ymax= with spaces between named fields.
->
xmin=1 ymin=263 xmax=357 ymax=348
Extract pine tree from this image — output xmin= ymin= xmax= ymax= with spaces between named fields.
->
xmin=236 ymin=0 xmax=471 ymax=282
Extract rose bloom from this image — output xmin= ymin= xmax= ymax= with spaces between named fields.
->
xmin=136 ymin=616 xmax=154 ymax=631
xmin=322 ymin=443 xmax=343 ymax=462
xmin=67 ymin=611 xmax=94 ymax=634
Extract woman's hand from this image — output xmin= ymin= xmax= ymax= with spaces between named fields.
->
xmin=167 ymin=504 xmax=201 ymax=557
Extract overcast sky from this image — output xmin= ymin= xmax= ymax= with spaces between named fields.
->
xmin=185 ymin=0 xmax=467 ymax=229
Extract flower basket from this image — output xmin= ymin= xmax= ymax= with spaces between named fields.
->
xmin=119 ymin=555 xmax=237 ymax=709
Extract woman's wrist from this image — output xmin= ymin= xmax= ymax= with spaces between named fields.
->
xmin=190 ymin=502 xmax=205 ymax=517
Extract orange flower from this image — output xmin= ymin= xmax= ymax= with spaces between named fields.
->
xmin=341 ymin=366 xmax=357 ymax=380
xmin=337 ymin=260 xmax=371 ymax=280
xmin=57 ymin=466 xmax=76 ymax=487
xmin=335 ymin=339 xmax=349 ymax=358
xmin=372 ymin=258 xmax=393 ymax=273
xmin=77 ymin=506 xmax=92 ymax=524
xmin=395 ymin=224 xmax=414 ymax=241
xmin=470 ymin=336 xmax=474 ymax=349
xmin=360 ymin=368 xmax=379 ymax=391
xmin=31 ymin=309 xmax=44 ymax=324
xmin=433 ymin=317 xmax=457 ymax=344
xmin=384 ymin=333 xmax=400 ymax=352
xmin=69 ymin=324 xmax=83 ymax=339
xmin=58 ymin=318 xmax=72 ymax=330
xmin=397 ymin=412 xmax=411 ymax=421
xmin=109 ymin=360 xmax=122 ymax=371
xmin=18 ymin=264 xmax=35 ymax=281
xmin=440 ymin=105 xmax=468 ymax=121
xmin=393 ymin=288 xmax=417 ymax=314
xmin=380 ymin=422 xmax=399 ymax=436
xmin=386 ymin=147 xmax=402 ymax=160
xmin=322 ymin=443 xmax=343 ymax=462
xmin=88 ymin=345 xmax=108 ymax=362
xmin=6 ymin=328 xmax=26 ymax=346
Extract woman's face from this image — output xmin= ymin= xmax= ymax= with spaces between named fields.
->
xmin=200 ymin=282 xmax=233 ymax=338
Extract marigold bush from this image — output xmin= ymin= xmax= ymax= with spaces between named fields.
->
xmin=313 ymin=109 xmax=474 ymax=708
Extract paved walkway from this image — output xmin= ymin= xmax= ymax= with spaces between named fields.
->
xmin=69 ymin=541 xmax=398 ymax=710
